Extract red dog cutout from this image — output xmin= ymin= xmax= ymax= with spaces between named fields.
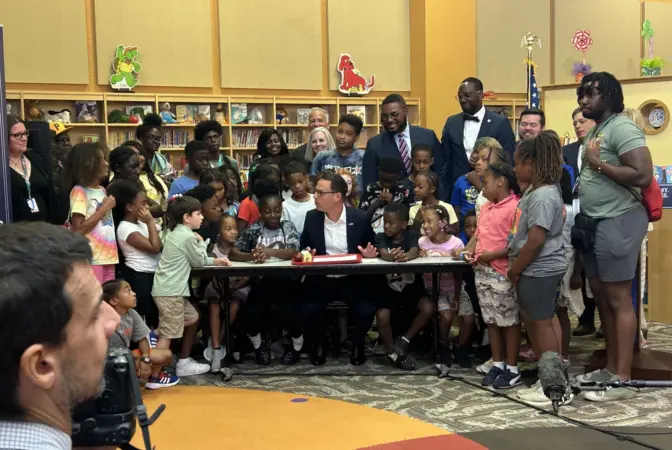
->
xmin=337 ymin=53 xmax=375 ymax=95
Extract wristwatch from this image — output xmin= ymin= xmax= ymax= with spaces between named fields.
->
xmin=141 ymin=356 xmax=151 ymax=365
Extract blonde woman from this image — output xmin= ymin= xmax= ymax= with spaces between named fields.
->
xmin=621 ymin=107 xmax=650 ymax=344
xmin=294 ymin=107 xmax=330 ymax=161
xmin=305 ymin=126 xmax=336 ymax=164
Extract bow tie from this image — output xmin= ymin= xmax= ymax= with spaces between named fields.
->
xmin=463 ymin=113 xmax=480 ymax=122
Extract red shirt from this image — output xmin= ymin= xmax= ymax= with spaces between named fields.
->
xmin=237 ymin=197 xmax=260 ymax=226
xmin=475 ymin=193 xmax=519 ymax=276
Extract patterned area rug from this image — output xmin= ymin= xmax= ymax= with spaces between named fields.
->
xmin=180 ymin=320 xmax=672 ymax=433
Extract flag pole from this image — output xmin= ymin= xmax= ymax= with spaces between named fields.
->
xmin=521 ymin=32 xmax=541 ymax=107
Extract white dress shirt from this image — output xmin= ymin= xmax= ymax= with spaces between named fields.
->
xmin=463 ymin=106 xmax=486 ymax=159
xmin=324 ymin=205 xmax=348 ymax=255
xmin=396 ymin=124 xmax=412 ymax=157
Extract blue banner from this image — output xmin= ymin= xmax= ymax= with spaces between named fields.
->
xmin=0 ymin=26 xmax=11 ymax=224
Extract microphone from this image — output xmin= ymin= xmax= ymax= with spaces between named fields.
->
xmin=538 ymin=351 xmax=570 ymax=413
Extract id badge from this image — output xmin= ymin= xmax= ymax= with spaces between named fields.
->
xmin=27 ymin=198 xmax=39 ymax=213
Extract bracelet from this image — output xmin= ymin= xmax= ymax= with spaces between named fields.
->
xmin=597 ymin=159 xmax=606 ymax=173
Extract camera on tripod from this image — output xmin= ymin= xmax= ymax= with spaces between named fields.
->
xmin=72 ymin=346 xmax=165 ymax=450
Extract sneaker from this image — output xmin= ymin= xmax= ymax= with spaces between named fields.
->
xmin=572 ymin=324 xmax=596 ymax=337
xmin=492 ymin=368 xmax=522 ymax=390
xmin=148 ymin=330 xmax=159 ymax=348
xmin=436 ymin=343 xmax=452 ymax=367
xmin=576 ymin=368 xmax=611 ymax=384
xmin=584 ymin=375 xmax=637 ymax=402
xmin=175 ymin=358 xmax=210 ymax=377
xmin=254 ymin=341 xmax=272 ymax=365
xmin=476 ymin=359 xmax=493 ymax=374
xmin=203 ymin=337 xmax=213 ymax=362
xmin=210 ymin=347 xmax=226 ymax=372
xmin=146 ymin=372 xmax=180 ymax=390
xmin=393 ymin=336 xmax=410 ymax=359
xmin=517 ymin=379 xmax=542 ymax=398
xmin=481 ymin=366 xmax=503 ymax=387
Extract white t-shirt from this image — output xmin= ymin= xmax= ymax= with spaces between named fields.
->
xmin=281 ymin=194 xmax=316 ymax=236
xmin=116 ymin=221 xmax=161 ymax=273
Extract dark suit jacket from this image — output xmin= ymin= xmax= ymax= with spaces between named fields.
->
xmin=300 ymin=206 xmax=375 ymax=256
xmin=362 ymin=125 xmax=443 ymax=188
xmin=439 ymin=110 xmax=516 ymax=200
xmin=562 ymin=141 xmax=581 ymax=179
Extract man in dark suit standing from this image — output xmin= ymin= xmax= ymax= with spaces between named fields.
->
xmin=439 ymin=77 xmax=516 ymax=199
xmin=362 ymin=94 xmax=443 ymax=191
xmin=300 ymin=172 xmax=380 ymax=366
xmin=562 ymin=106 xmax=597 ymax=338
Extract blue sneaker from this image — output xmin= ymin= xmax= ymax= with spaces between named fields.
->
xmin=492 ymin=368 xmax=522 ymax=390
xmin=145 ymin=372 xmax=180 ymax=390
xmin=481 ymin=366 xmax=503 ymax=386
xmin=149 ymin=330 xmax=159 ymax=348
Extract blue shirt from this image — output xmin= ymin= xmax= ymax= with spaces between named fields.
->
xmin=310 ymin=149 xmax=365 ymax=195
xmin=168 ymin=175 xmax=199 ymax=198
xmin=458 ymin=231 xmax=469 ymax=245
xmin=450 ymin=175 xmax=479 ymax=216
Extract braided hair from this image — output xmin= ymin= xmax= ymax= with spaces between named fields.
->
xmin=485 ymin=162 xmax=520 ymax=196
xmin=578 ymin=71 xmax=625 ymax=114
xmin=516 ymin=130 xmax=563 ymax=185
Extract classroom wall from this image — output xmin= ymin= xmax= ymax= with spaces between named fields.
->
xmin=475 ymin=0 xmax=672 ymax=92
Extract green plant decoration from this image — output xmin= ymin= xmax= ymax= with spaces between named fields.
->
xmin=641 ymin=20 xmax=663 ymax=77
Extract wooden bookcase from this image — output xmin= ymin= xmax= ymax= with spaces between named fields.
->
xmin=483 ymin=93 xmax=535 ymax=135
xmin=6 ymin=91 xmax=421 ymax=171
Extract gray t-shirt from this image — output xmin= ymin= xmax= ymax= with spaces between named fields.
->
xmin=509 ymin=185 xmax=567 ymax=277
xmin=113 ymin=309 xmax=151 ymax=348
xmin=579 ymin=114 xmax=646 ymax=219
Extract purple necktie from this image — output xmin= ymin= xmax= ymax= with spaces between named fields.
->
xmin=398 ymin=134 xmax=411 ymax=174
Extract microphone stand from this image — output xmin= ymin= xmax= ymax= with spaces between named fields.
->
xmin=572 ymin=379 xmax=672 ymax=392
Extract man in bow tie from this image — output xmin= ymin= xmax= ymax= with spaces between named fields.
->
xmin=439 ymin=77 xmax=515 ymax=199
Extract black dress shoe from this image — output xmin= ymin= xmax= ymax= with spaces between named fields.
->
xmin=254 ymin=342 xmax=272 ymax=365
xmin=280 ymin=347 xmax=301 ymax=365
xmin=350 ymin=344 xmax=366 ymax=365
xmin=572 ymin=324 xmax=596 ymax=337
xmin=310 ymin=344 xmax=327 ymax=366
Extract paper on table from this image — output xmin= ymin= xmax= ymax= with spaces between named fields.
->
xmin=314 ymin=255 xmax=360 ymax=262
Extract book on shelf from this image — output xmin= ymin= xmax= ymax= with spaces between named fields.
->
xmin=231 ymin=103 xmax=248 ymax=124
xmin=176 ymin=105 xmax=198 ymax=124
xmin=198 ymin=105 xmax=211 ymax=121
xmin=108 ymin=131 xmax=136 ymax=148
xmin=280 ymin=130 xmax=304 ymax=148
xmin=82 ymin=134 xmax=99 ymax=144
xmin=236 ymin=153 xmax=253 ymax=190
xmin=232 ymin=129 xmax=261 ymax=148
xmin=297 ymin=108 xmax=310 ymax=125
xmin=161 ymin=130 xmax=191 ymax=148
xmin=125 ymin=105 xmax=153 ymax=117
xmin=346 ymin=105 xmax=366 ymax=124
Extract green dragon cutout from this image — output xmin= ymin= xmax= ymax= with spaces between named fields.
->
xmin=110 ymin=45 xmax=142 ymax=90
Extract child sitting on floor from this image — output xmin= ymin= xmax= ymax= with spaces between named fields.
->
xmin=359 ymin=157 xmax=412 ymax=234
xmin=151 ymin=196 xmax=231 ymax=377
xmin=202 ymin=214 xmax=250 ymax=370
xmin=281 ymin=161 xmax=316 ymax=236
xmin=460 ymin=163 xmax=521 ymax=389
xmin=105 ymin=279 xmax=179 ymax=389
xmin=375 ymin=203 xmax=435 ymax=371
xmin=418 ymin=205 xmax=474 ymax=375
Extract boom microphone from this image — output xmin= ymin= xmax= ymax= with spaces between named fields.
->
xmin=538 ymin=351 xmax=570 ymax=413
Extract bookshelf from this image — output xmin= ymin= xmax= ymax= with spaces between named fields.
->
xmin=482 ymin=93 xmax=536 ymax=134
xmin=6 ymin=91 xmax=421 ymax=172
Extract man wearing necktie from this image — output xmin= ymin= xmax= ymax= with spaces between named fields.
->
xmin=362 ymin=94 xmax=443 ymax=193
xmin=439 ymin=77 xmax=515 ymax=199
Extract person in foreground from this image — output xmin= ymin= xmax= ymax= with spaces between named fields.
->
xmin=574 ymin=72 xmax=653 ymax=402
xmin=300 ymin=172 xmax=379 ymax=365
xmin=0 ymin=222 xmax=120 ymax=450
xmin=508 ymin=132 xmax=570 ymax=402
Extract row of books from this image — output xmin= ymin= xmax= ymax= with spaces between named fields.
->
xmin=232 ymin=129 xmax=261 ymax=148
xmin=279 ymin=130 xmax=305 ymax=147
xmin=161 ymin=131 xmax=192 ymax=148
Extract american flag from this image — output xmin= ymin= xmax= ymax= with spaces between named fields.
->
xmin=527 ymin=62 xmax=539 ymax=108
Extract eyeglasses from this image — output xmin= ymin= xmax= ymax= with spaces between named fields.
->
xmin=381 ymin=110 xmax=403 ymax=121
xmin=10 ymin=131 xmax=29 ymax=140
xmin=147 ymin=135 xmax=162 ymax=143
xmin=314 ymin=190 xmax=337 ymax=197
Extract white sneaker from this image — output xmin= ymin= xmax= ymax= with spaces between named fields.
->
xmin=176 ymin=358 xmax=210 ymax=377
xmin=203 ymin=338 xmax=213 ymax=362
xmin=576 ymin=368 xmax=611 ymax=384
xmin=517 ymin=379 xmax=541 ymax=398
xmin=210 ymin=347 xmax=226 ymax=372
xmin=476 ymin=359 xmax=493 ymax=374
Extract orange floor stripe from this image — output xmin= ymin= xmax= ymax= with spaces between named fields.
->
xmin=131 ymin=386 xmax=455 ymax=449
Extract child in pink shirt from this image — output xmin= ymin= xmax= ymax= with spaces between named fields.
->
xmin=462 ymin=163 xmax=521 ymax=390
xmin=418 ymin=205 xmax=474 ymax=375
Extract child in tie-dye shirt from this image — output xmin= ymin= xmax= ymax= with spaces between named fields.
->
xmin=64 ymin=143 xmax=119 ymax=283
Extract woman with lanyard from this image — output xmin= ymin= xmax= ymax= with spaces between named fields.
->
xmin=7 ymin=115 xmax=59 ymax=223
xmin=136 ymin=113 xmax=175 ymax=185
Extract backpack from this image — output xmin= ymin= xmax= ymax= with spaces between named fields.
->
xmin=640 ymin=177 xmax=663 ymax=222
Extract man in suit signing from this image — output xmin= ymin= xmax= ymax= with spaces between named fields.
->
xmin=300 ymin=172 xmax=380 ymax=366
xmin=362 ymin=94 xmax=443 ymax=191
xmin=440 ymin=77 xmax=515 ymax=199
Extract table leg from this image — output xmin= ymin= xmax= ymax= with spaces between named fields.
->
xmin=432 ymin=272 xmax=439 ymax=364
xmin=212 ymin=277 xmax=232 ymax=361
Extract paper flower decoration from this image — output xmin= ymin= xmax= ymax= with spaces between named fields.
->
xmin=571 ymin=30 xmax=593 ymax=53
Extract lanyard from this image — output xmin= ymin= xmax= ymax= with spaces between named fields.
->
xmin=19 ymin=155 xmax=32 ymax=200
